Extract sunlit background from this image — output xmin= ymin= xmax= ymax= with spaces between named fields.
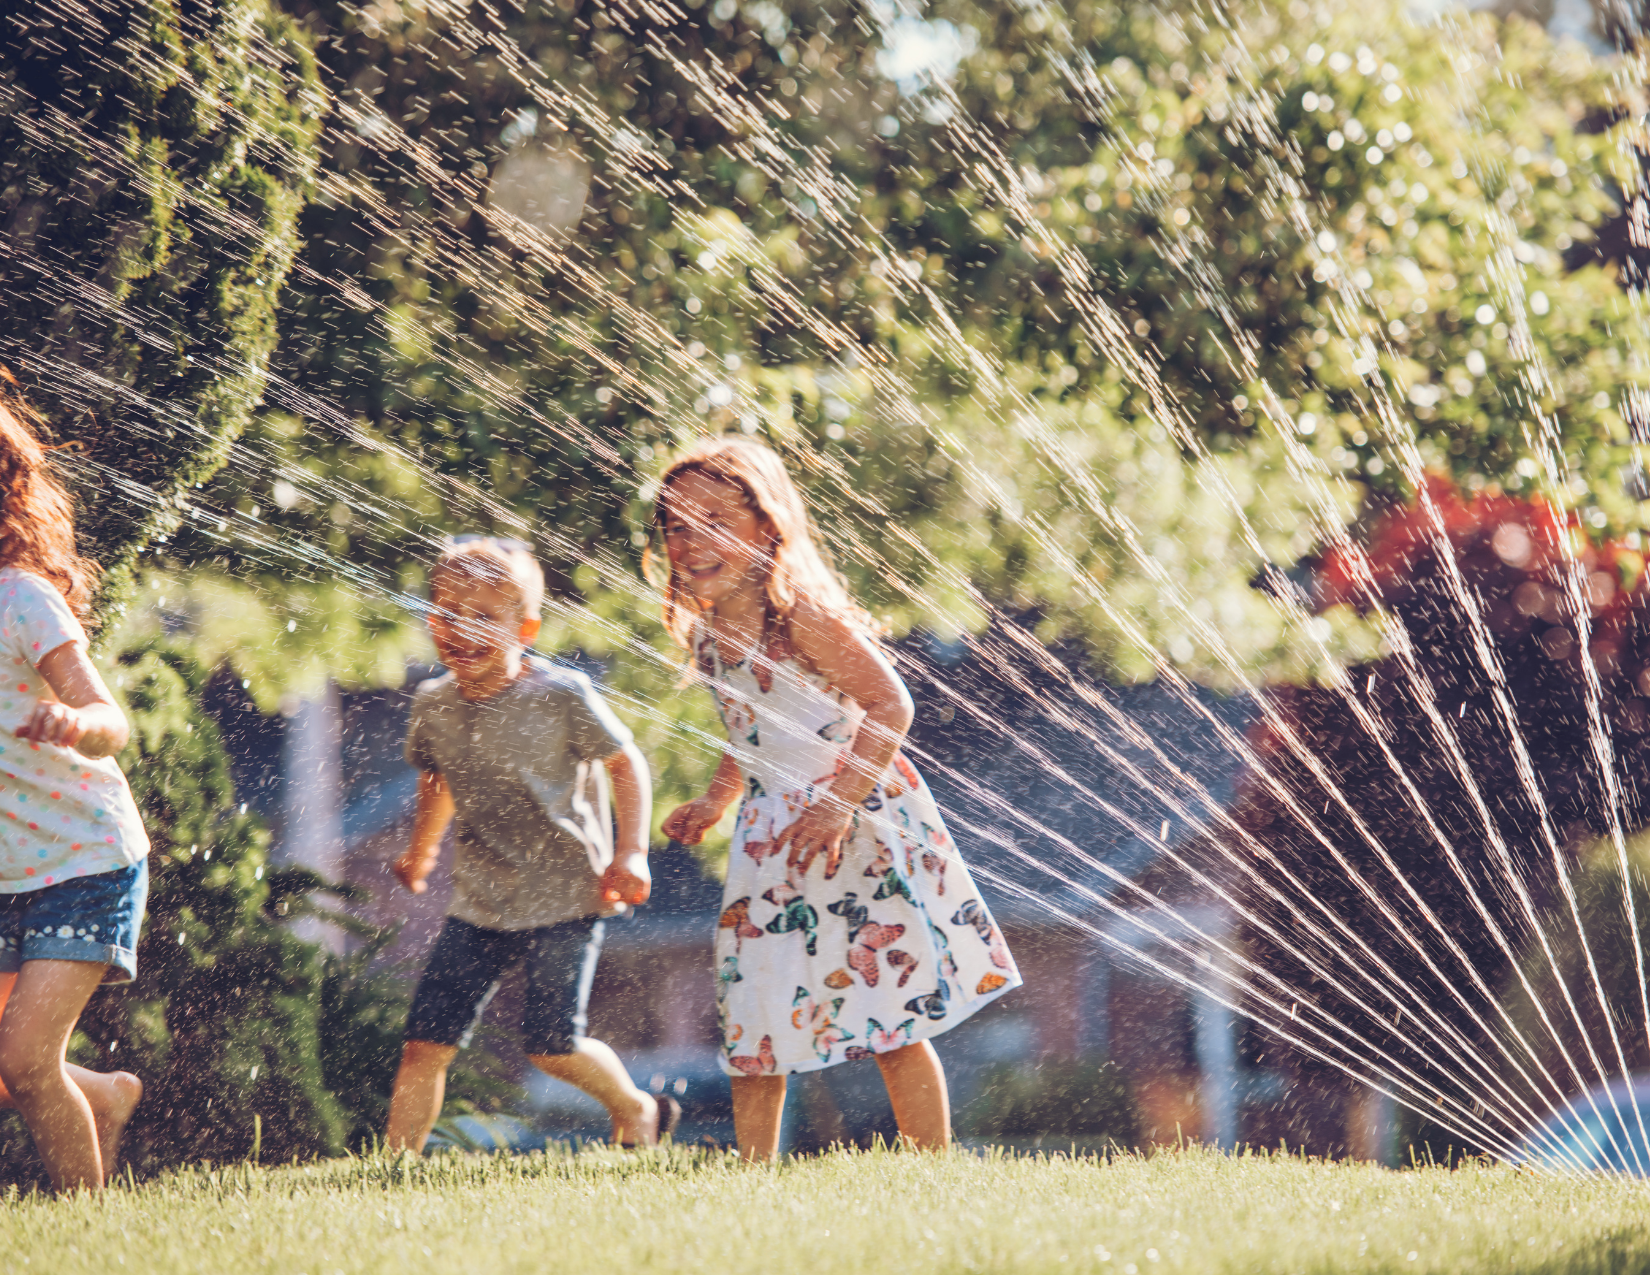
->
xmin=3 ymin=0 xmax=1650 ymax=1175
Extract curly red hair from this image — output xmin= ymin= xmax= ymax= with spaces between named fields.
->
xmin=0 ymin=377 xmax=100 ymax=620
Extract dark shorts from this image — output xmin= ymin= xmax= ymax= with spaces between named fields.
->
xmin=405 ymin=915 xmax=605 ymax=1056
xmin=0 ymin=860 xmax=148 ymax=985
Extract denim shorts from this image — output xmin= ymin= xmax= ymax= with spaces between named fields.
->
xmin=405 ymin=915 xmax=604 ymax=1056
xmin=0 ymin=860 xmax=148 ymax=985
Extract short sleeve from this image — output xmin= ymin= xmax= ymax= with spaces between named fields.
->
xmin=564 ymin=673 xmax=633 ymax=761
xmin=2 ymin=573 xmax=85 ymax=667
xmin=405 ymin=688 xmax=440 ymax=774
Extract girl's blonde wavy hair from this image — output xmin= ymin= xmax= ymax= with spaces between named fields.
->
xmin=647 ymin=436 xmax=876 ymax=656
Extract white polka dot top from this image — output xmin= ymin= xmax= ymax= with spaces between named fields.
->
xmin=0 ymin=569 xmax=148 ymax=892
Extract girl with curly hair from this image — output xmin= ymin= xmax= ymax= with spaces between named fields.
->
xmin=0 ymin=377 xmax=148 ymax=1191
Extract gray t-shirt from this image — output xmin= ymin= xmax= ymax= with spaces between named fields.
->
xmin=406 ymin=657 xmax=634 ymax=930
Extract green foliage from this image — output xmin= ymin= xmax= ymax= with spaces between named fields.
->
xmin=0 ymin=0 xmax=325 ymax=624
xmin=0 ymin=2 xmax=434 ymax=1181
xmin=895 ymin=1 xmax=1637 ymax=499
xmin=770 ymin=0 xmax=1644 ymax=677
xmin=107 ymin=570 xmax=434 ymax=710
xmin=59 ymin=640 xmax=352 ymax=1172
xmin=961 ymin=1058 xmax=1140 ymax=1144
xmin=164 ymin=0 xmax=1643 ymax=715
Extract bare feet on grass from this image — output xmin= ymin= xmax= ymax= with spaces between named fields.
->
xmin=92 ymin=1070 xmax=142 ymax=1175
xmin=611 ymin=1091 xmax=661 ymax=1148
xmin=0 ymin=1066 xmax=143 ymax=1187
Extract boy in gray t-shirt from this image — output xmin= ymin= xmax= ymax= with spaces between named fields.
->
xmin=384 ymin=537 xmax=676 ymax=1150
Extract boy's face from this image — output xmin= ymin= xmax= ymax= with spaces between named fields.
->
xmin=429 ymin=572 xmax=541 ymax=693
xmin=663 ymin=471 xmax=771 ymax=609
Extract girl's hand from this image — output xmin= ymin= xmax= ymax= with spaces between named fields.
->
xmin=601 ymin=850 xmax=651 ymax=906
xmin=16 ymin=700 xmax=86 ymax=750
xmin=662 ymin=797 xmax=725 ymax=846
xmin=775 ymin=800 xmax=855 ymax=880
xmin=392 ymin=848 xmax=438 ymax=894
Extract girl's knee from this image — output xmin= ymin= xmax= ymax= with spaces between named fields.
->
xmin=0 ymin=1038 xmax=64 ymax=1096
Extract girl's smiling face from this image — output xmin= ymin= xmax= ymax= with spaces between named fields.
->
xmin=662 ymin=470 xmax=772 ymax=609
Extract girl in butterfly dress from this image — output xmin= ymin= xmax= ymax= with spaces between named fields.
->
xmin=654 ymin=437 xmax=1021 ymax=1161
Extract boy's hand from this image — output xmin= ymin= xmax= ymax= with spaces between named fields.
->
xmin=661 ymin=797 xmax=724 ymax=846
xmin=16 ymin=700 xmax=86 ymax=751
xmin=392 ymin=848 xmax=438 ymax=894
xmin=601 ymin=850 xmax=651 ymax=907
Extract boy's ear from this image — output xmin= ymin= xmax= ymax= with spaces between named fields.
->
xmin=519 ymin=615 xmax=543 ymax=645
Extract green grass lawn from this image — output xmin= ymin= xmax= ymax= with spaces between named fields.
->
xmin=3 ymin=1144 xmax=1648 ymax=1274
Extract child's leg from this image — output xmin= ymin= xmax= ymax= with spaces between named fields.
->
xmin=65 ymin=1065 xmax=143 ymax=1172
xmin=522 ymin=916 xmax=658 ymax=1146
xmin=0 ymin=973 xmax=143 ymax=1173
xmin=386 ymin=1040 xmax=459 ymax=1153
xmin=875 ymin=1040 xmax=951 ymax=1151
xmin=731 ymin=1074 xmax=787 ymax=1162
xmin=0 ymin=959 xmax=111 ymax=1190
xmin=526 ymin=1040 xmax=658 ymax=1145
xmin=389 ymin=917 xmax=515 ymax=1153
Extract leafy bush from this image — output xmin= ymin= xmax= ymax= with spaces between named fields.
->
xmin=0 ymin=640 xmax=350 ymax=1181
xmin=0 ymin=0 xmax=324 ymax=621
xmin=963 ymin=1059 xmax=1140 ymax=1146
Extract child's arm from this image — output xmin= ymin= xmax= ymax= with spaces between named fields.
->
xmin=393 ymin=771 xmax=454 ymax=894
xmin=600 ymin=741 xmax=653 ymax=906
xmin=773 ymin=595 xmax=916 ymax=878
xmin=16 ymin=641 xmax=130 ymax=759
xmin=661 ymin=750 xmax=742 ymax=845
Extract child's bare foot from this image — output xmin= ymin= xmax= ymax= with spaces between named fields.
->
xmin=617 ymin=1093 xmax=683 ymax=1148
xmin=613 ymin=1092 xmax=660 ymax=1148
xmin=92 ymin=1071 xmax=142 ymax=1176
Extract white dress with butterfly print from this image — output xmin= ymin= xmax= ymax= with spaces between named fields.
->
xmin=701 ymin=627 xmax=1021 ymax=1077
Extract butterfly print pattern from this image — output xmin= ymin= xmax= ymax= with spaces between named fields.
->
xmin=951 ymin=899 xmax=1013 ymax=970
xmin=827 ymin=892 xmax=906 ymax=987
xmin=791 ymin=986 xmax=854 ymax=1061
xmin=905 ymin=982 xmax=951 ymax=1021
xmin=845 ymin=1016 xmax=917 ymax=1061
xmin=700 ymin=624 xmax=1021 ymax=1076
xmin=719 ymin=897 xmax=763 ymax=951
xmin=763 ymin=879 xmax=821 ymax=956
xmin=727 ymin=1033 xmax=777 ymax=1075
xmin=886 ymin=949 xmax=919 ymax=987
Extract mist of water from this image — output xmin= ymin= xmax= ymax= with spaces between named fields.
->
xmin=4 ymin=0 xmax=1649 ymax=1173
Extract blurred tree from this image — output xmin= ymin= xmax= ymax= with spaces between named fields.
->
xmin=1504 ymin=827 xmax=1650 ymax=1113
xmin=1226 ymin=481 xmax=1650 ymax=1156
xmin=0 ymin=0 xmax=325 ymax=623
xmin=0 ymin=0 xmax=447 ymax=1178
xmin=961 ymin=1058 xmax=1140 ymax=1145
xmin=170 ymin=0 xmax=1643 ymax=703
